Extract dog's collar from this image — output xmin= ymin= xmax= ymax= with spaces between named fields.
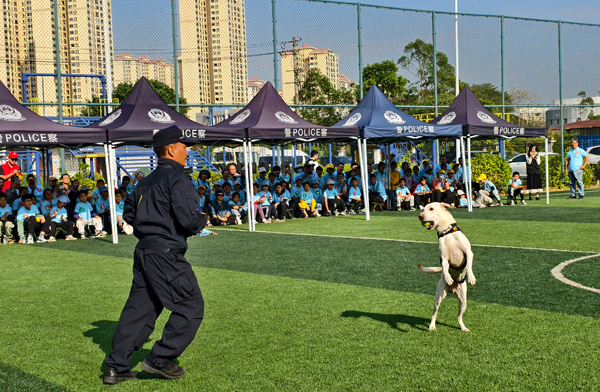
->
xmin=438 ymin=223 xmax=461 ymax=239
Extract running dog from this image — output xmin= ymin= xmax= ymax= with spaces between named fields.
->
xmin=418 ymin=203 xmax=476 ymax=332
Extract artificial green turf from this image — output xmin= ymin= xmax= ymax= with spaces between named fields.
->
xmin=0 ymin=189 xmax=598 ymax=391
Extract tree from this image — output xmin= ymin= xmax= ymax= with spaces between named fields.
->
xmin=298 ymin=68 xmax=355 ymax=126
xmin=113 ymin=79 xmax=189 ymax=117
xmin=398 ymin=39 xmax=456 ymax=98
xmin=80 ymin=96 xmax=103 ymax=117
xmin=577 ymin=91 xmax=595 ymax=121
xmin=507 ymin=88 xmax=544 ymax=127
xmin=356 ymin=61 xmax=408 ymax=104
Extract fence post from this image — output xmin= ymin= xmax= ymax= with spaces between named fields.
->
xmin=329 ymin=144 xmax=332 ymax=164
xmin=357 ymin=3 xmax=363 ymax=99
xmin=431 ymin=11 xmax=439 ymax=166
xmin=172 ymin=0 xmax=180 ymax=112
xmin=272 ymin=0 xmax=278 ymax=89
xmin=558 ymin=21 xmax=564 ymax=182
xmin=54 ymin=0 xmax=65 ymax=173
xmin=500 ymin=15 xmax=506 ymax=159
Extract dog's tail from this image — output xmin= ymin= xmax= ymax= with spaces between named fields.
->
xmin=418 ymin=264 xmax=443 ymax=274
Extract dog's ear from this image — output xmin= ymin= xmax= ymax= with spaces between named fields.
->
xmin=441 ymin=203 xmax=453 ymax=210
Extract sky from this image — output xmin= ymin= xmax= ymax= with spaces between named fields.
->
xmin=110 ymin=0 xmax=600 ymax=105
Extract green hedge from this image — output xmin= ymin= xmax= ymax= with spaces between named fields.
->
xmin=470 ymin=153 xmax=512 ymax=191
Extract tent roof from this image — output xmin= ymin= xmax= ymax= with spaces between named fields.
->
xmin=431 ymin=86 xmax=547 ymax=138
xmin=333 ymin=84 xmax=462 ymax=141
xmin=0 ymin=81 xmax=106 ymax=148
xmin=88 ymin=77 xmax=241 ymax=146
xmin=214 ymin=82 xmax=359 ymax=144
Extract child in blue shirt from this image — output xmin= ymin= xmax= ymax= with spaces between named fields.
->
xmin=300 ymin=181 xmax=317 ymax=218
xmin=74 ymin=190 xmax=104 ymax=239
xmin=197 ymin=184 xmax=209 ymax=227
xmin=228 ymin=192 xmax=247 ymax=225
xmin=0 ymin=193 xmax=15 ymax=244
xmin=273 ymin=182 xmax=290 ymax=221
xmin=12 ymin=186 xmax=28 ymax=212
xmin=233 ymin=181 xmax=246 ymax=204
xmin=195 ymin=170 xmax=212 ymax=196
xmin=507 ymin=171 xmax=526 ymax=206
xmin=368 ymin=174 xmax=387 ymax=209
xmin=347 ymin=177 xmax=363 ymax=214
xmin=40 ymin=188 xmax=57 ymax=216
xmin=323 ymin=180 xmax=345 ymax=216
xmin=414 ymin=176 xmax=432 ymax=209
xmin=16 ymin=194 xmax=50 ymax=244
xmin=289 ymin=178 xmax=304 ymax=218
xmin=477 ymin=174 xmax=503 ymax=206
xmin=258 ymin=182 xmax=277 ymax=222
xmin=92 ymin=179 xmax=105 ymax=201
xmin=395 ymin=178 xmax=415 ymax=211
xmin=48 ymin=195 xmax=76 ymax=241
xmin=94 ymin=186 xmax=111 ymax=231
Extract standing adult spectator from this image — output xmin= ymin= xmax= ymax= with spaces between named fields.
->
xmin=525 ymin=144 xmax=542 ymax=201
xmin=1 ymin=152 xmax=21 ymax=192
xmin=565 ymin=139 xmax=588 ymax=199
xmin=103 ymin=126 xmax=204 ymax=384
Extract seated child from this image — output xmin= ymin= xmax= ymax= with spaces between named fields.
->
xmin=250 ymin=183 xmax=268 ymax=224
xmin=311 ymin=180 xmax=324 ymax=213
xmin=16 ymin=194 xmax=50 ymax=244
xmin=228 ymin=192 xmax=247 ymax=225
xmin=197 ymin=184 xmax=210 ymax=227
xmin=477 ymin=174 xmax=503 ymax=206
xmin=299 ymin=181 xmax=317 ymax=218
xmin=258 ymin=181 xmax=278 ymax=222
xmin=94 ymin=186 xmax=111 ymax=232
xmin=457 ymin=190 xmax=469 ymax=208
xmin=233 ymin=181 xmax=246 ymax=204
xmin=288 ymin=178 xmax=304 ymax=219
xmin=323 ymin=179 xmax=345 ymax=216
xmin=414 ymin=176 xmax=432 ymax=209
xmin=221 ymin=182 xmax=233 ymax=203
xmin=368 ymin=173 xmax=387 ymax=209
xmin=48 ymin=195 xmax=76 ymax=241
xmin=347 ymin=177 xmax=364 ymax=215
xmin=396 ymin=178 xmax=415 ymax=211
xmin=209 ymin=182 xmax=223 ymax=202
xmin=335 ymin=172 xmax=348 ymax=201
xmin=272 ymin=182 xmax=290 ymax=221
xmin=92 ymin=179 xmax=105 ymax=201
xmin=40 ymin=188 xmax=57 ymax=217
xmin=121 ymin=176 xmax=134 ymax=195
xmin=114 ymin=191 xmax=133 ymax=235
xmin=74 ymin=190 xmax=104 ymax=239
xmin=508 ymin=171 xmax=526 ymax=206
xmin=12 ymin=186 xmax=29 ymax=212
xmin=0 ymin=193 xmax=15 ymax=244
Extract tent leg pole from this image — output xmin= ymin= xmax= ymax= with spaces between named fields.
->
xmin=467 ymin=136 xmax=472 ymax=212
xmin=104 ymin=144 xmax=117 ymax=244
xmin=360 ymin=139 xmax=370 ymax=221
xmin=545 ymin=137 xmax=550 ymax=205
xmin=243 ymin=141 xmax=252 ymax=232
xmin=110 ymin=145 xmax=119 ymax=242
xmin=357 ymin=139 xmax=367 ymax=221
xmin=460 ymin=137 xmax=470 ymax=212
xmin=248 ymin=140 xmax=255 ymax=231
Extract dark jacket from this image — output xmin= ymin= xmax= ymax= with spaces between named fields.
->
xmin=124 ymin=158 xmax=204 ymax=253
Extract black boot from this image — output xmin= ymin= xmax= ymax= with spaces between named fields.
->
xmin=103 ymin=367 xmax=140 ymax=385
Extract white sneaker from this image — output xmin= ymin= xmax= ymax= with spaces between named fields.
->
xmin=65 ymin=235 xmax=77 ymax=241
xmin=27 ymin=235 xmax=35 ymax=244
xmin=48 ymin=236 xmax=56 ymax=243
xmin=236 ymin=217 xmax=242 ymax=225
xmin=521 ymin=200 xmax=527 ymax=205
xmin=96 ymin=232 xmax=106 ymax=238
xmin=37 ymin=236 xmax=48 ymax=243
xmin=89 ymin=235 xmax=96 ymax=239
xmin=334 ymin=211 xmax=339 ymax=216
xmin=80 ymin=235 xmax=87 ymax=240
xmin=510 ymin=200 xmax=515 ymax=205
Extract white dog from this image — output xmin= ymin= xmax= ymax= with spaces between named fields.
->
xmin=418 ymin=203 xmax=476 ymax=332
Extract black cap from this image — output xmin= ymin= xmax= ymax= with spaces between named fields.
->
xmin=153 ymin=125 xmax=193 ymax=147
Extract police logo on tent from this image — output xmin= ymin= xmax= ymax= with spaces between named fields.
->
xmin=384 ymin=111 xmax=405 ymax=124
xmin=477 ymin=111 xmax=497 ymax=124
xmin=275 ymin=111 xmax=298 ymax=124
xmin=0 ymin=105 xmax=26 ymax=122
xmin=343 ymin=113 xmax=361 ymax=126
xmin=148 ymin=109 xmax=175 ymax=124
xmin=230 ymin=109 xmax=251 ymax=124
xmin=99 ymin=109 xmax=122 ymax=126
xmin=437 ymin=111 xmax=456 ymax=125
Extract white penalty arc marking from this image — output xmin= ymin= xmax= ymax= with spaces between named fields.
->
xmin=212 ymin=229 xmax=592 ymax=254
xmin=551 ymin=253 xmax=600 ymax=294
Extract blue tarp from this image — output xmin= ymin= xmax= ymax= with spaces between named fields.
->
xmin=334 ymin=85 xmax=462 ymax=140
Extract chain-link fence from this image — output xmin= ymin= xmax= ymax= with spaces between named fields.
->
xmin=4 ymin=0 xmax=600 ymax=172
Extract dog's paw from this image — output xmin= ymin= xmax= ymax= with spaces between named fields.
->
xmin=461 ymin=327 xmax=470 ymax=332
xmin=428 ymin=325 xmax=437 ymax=331
xmin=445 ymin=276 xmax=454 ymax=286
xmin=468 ymin=275 xmax=477 ymax=286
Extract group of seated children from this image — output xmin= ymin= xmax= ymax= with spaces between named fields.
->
xmin=0 ymin=175 xmax=134 ymax=245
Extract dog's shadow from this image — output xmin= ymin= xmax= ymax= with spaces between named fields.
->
xmin=341 ymin=310 xmax=459 ymax=332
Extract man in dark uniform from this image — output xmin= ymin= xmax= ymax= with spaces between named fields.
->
xmin=103 ymin=125 xmax=205 ymax=385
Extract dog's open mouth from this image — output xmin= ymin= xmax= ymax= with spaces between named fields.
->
xmin=421 ymin=220 xmax=435 ymax=230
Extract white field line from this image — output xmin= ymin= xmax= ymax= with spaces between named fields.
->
xmin=551 ymin=254 xmax=600 ymax=294
xmin=212 ymin=229 xmax=592 ymax=254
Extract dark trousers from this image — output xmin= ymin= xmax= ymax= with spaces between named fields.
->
xmin=289 ymin=199 xmax=300 ymax=217
xmin=210 ymin=215 xmax=236 ymax=226
xmin=368 ymin=192 xmax=384 ymax=204
xmin=98 ymin=211 xmax=111 ymax=234
xmin=348 ymin=199 xmax=364 ymax=211
xmin=276 ymin=201 xmax=288 ymax=218
xmin=25 ymin=216 xmax=50 ymax=235
xmin=432 ymin=190 xmax=455 ymax=204
xmin=105 ymin=248 xmax=204 ymax=372
xmin=414 ymin=193 xmax=431 ymax=207
xmin=385 ymin=189 xmax=397 ymax=208
xmin=261 ymin=204 xmax=277 ymax=219
xmin=324 ymin=198 xmax=345 ymax=213
xmin=49 ymin=221 xmax=74 ymax=237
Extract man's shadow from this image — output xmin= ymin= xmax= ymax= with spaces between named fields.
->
xmin=83 ymin=320 xmax=159 ymax=380
xmin=341 ymin=310 xmax=459 ymax=332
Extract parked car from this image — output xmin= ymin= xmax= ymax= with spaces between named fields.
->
xmin=318 ymin=156 xmax=352 ymax=167
xmin=508 ymin=152 xmax=558 ymax=180
xmin=585 ymin=145 xmax=600 ymax=165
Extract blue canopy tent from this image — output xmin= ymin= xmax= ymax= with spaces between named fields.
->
xmin=334 ymin=85 xmax=463 ymax=217
xmin=432 ymin=86 xmax=549 ymax=211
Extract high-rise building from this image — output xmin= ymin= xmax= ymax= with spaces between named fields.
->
xmin=113 ymin=53 xmax=174 ymax=90
xmin=0 ymin=0 xmax=113 ymax=116
xmin=247 ymin=77 xmax=265 ymax=101
xmin=280 ymin=44 xmax=339 ymax=105
xmin=179 ymin=0 xmax=248 ymax=117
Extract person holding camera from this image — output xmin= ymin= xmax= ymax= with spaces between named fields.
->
xmin=526 ymin=144 xmax=542 ymax=201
